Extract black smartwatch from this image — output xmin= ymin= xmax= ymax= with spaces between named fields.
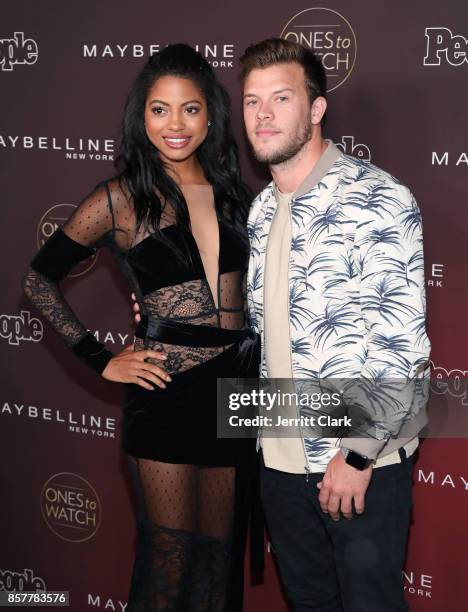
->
xmin=340 ymin=447 xmax=373 ymax=470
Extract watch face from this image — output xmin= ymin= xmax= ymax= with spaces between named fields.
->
xmin=345 ymin=450 xmax=370 ymax=470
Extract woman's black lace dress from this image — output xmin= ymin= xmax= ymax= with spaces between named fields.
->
xmin=22 ymin=179 xmax=260 ymax=611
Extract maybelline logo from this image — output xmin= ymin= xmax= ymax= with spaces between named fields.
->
xmin=88 ymin=594 xmax=127 ymax=611
xmin=83 ymin=43 xmax=235 ymax=68
xmin=418 ymin=469 xmax=468 ymax=490
xmin=1 ymin=401 xmax=116 ymax=439
xmin=336 ymin=136 xmax=371 ymax=161
xmin=0 ymin=568 xmax=46 ymax=591
xmin=431 ymin=151 xmax=468 ymax=166
xmin=281 ymin=8 xmax=357 ymax=92
xmin=424 ymin=27 xmax=468 ymax=66
xmin=427 ymin=263 xmax=444 ymax=288
xmin=0 ymin=311 xmax=43 ymax=345
xmin=403 ymin=570 xmax=432 ymax=598
xmin=91 ymin=329 xmax=133 ymax=346
xmin=0 ymin=32 xmax=38 ymax=71
xmin=0 ymin=135 xmax=115 ymax=161
xmin=430 ymin=362 xmax=468 ymax=406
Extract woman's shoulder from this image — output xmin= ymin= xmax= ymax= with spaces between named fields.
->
xmin=91 ymin=175 xmax=137 ymax=225
xmin=97 ymin=175 xmax=131 ymax=205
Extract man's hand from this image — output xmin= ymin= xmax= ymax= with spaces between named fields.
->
xmin=317 ymin=451 xmax=372 ymax=520
xmin=101 ymin=344 xmax=171 ymax=389
xmin=131 ymin=292 xmax=141 ymax=324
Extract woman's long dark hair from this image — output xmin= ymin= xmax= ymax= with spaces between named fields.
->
xmin=116 ymin=43 xmax=252 ymax=256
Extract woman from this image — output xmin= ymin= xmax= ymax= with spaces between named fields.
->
xmin=22 ymin=44 xmax=259 ymax=611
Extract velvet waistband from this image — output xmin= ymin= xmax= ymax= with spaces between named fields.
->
xmin=135 ymin=314 xmax=257 ymax=348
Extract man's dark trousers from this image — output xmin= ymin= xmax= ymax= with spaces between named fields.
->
xmin=260 ymin=447 xmax=413 ymax=612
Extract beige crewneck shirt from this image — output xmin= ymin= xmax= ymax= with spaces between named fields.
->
xmin=261 ymin=185 xmax=308 ymax=473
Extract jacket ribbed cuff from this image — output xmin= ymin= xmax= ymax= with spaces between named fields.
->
xmin=71 ymin=332 xmax=114 ymax=376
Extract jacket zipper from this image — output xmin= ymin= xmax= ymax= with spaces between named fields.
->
xmin=253 ymin=197 xmax=269 ymax=453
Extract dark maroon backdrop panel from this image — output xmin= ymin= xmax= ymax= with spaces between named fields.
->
xmin=1 ymin=1 xmax=467 ymax=610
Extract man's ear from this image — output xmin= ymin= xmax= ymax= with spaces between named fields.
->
xmin=311 ymin=96 xmax=327 ymax=126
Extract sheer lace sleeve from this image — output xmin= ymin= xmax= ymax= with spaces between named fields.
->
xmin=22 ymin=181 xmax=121 ymax=375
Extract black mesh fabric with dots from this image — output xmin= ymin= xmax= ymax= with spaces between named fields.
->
xmin=22 ymin=178 xmax=256 ymax=611
xmin=125 ymin=457 xmax=251 ymax=611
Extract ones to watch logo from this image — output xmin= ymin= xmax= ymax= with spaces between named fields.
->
xmin=424 ymin=27 xmax=468 ymax=66
xmin=281 ymin=7 xmax=357 ymax=91
xmin=40 ymin=472 xmax=102 ymax=542
xmin=0 ymin=32 xmax=38 ymax=71
xmin=37 ymin=205 xmax=98 ymax=277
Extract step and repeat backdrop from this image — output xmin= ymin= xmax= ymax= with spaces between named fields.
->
xmin=1 ymin=1 xmax=467 ymax=610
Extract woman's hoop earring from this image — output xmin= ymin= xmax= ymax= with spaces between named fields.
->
xmin=208 ymin=121 xmax=212 ymax=127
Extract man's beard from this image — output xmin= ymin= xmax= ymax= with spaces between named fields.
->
xmin=253 ymin=116 xmax=312 ymax=165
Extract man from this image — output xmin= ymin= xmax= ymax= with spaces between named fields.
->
xmin=240 ymin=38 xmax=430 ymax=611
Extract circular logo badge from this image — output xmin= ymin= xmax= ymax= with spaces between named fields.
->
xmin=281 ymin=7 xmax=357 ymax=92
xmin=37 ymin=204 xmax=97 ymax=277
xmin=40 ymin=472 xmax=102 ymax=542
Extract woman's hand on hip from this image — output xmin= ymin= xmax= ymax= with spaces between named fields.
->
xmin=101 ymin=345 xmax=171 ymax=389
